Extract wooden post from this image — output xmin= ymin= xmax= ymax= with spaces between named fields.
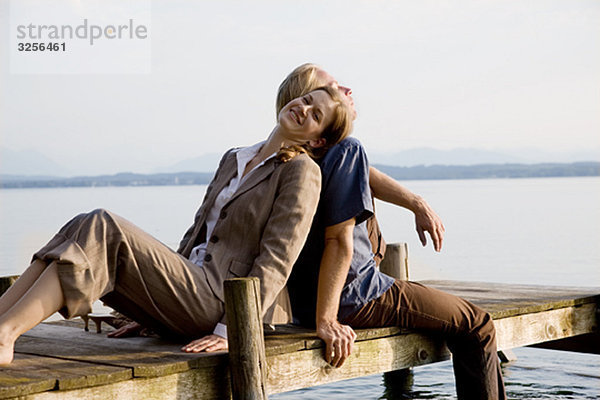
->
xmin=0 ymin=275 xmax=20 ymax=297
xmin=379 ymin=243 xmax=409 ymax=281
xmin=224 ymin=277 xmax=268 ymax=400
xmin=379 ymin=244 xmax=412 ymax=395
xmin=381 ymin=368 xmax=414 ymax=399
xmin=498 ymin=348 xmax=517 ymax=363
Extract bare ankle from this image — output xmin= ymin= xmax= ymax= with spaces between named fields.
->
xmin=0 ymin=329 xmax=15 ymax=365
xmin=0 ymin=324 xmax=18 ymax=344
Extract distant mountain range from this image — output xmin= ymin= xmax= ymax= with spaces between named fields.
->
xmin=0 ymin=147 xmax=72 ymax=176
xmin=368 ymin=147 xmax=600 ymax=166
xmin=2 ymin=162 xmax=598 ymax=189
xmin=372 ymin=162 xmax=600 ymax=180
xmin=0 ymin=172 xmax=215 ymax=188
xmin=153 ymin=153 xmax=223 ymax=174
xmin=1 ymin=145 xmax=599 ymax=178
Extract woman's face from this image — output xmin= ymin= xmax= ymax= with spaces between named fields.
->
xmin=278 ymin=89 xmax=337 ymax=147
xmin=315 ymin=68 xmax=356 ymax=119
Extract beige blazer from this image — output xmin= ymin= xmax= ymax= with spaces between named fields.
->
xmin=177 ymin=149 xmax=321 ymax=323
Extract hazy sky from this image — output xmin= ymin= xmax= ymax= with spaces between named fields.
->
xmin=1 ymin=0 xmax=599 ymax=175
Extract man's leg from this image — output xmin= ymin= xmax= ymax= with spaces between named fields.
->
xmin=342 ymin=280 xmax=506 ymax=400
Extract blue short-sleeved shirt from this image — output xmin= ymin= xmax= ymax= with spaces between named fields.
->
xmin=287 ymin=137 xmax=395 ymax=326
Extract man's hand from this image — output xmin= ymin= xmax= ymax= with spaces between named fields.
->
xmin=181 ymin=334 xmax=227 ymax=353
xmin=414 ymin=199 xmax=445 ymax=252
xmin=369 ymin=166 xmax=445 ymax=251
xmin=107 ymin=321 xmax=143 ymax=338
xmin=317 ymin=320 xmax=357 ymax=368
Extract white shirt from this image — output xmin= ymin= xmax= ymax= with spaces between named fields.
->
xmin=189 ymin=141 xmax=276 ymax=338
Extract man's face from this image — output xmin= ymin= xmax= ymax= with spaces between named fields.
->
xmin=315 ymin=68 xmax=357 ymax=120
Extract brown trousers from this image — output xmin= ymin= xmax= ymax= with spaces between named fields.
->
xmin=33 ymin=209 xmax=223 ymax=338
xmin=342 ymin=280 xmax=506 ymax=400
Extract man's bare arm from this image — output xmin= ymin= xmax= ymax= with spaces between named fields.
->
xmin=315 ymin=218 xmax=357 ymax=368
xmin=369 ymin=166 xmax=445 ymax=251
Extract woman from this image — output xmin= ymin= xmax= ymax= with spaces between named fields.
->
xmin=0 ymin=86 xmax=353 ymax=365
xmin=277 ymin=64 xmax=506 ymax=399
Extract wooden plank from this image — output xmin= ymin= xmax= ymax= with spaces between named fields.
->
xmin=267 ymin=328 xmax=400 ymax=342
xmin=21 ymin=367 xmax=231 ymax=400
xmin=494 ymin=302 xmax=598 ymax=350
xmin=303 ymin=327 xmax=403 ymax=351
xmin=265 ymin=320 xmax=402 ymax=358
xmin=22 ymin=323 xmax=187 ymax=353
xmin=17 ymin=324 xmax=228 ymax=378
xmin=13 ymin=325 xmax=232 ymax=399
xmin=266 ymin=332 xmax=450 ymax=395
xmin=355 ymin=327 xmax=403 ymax=341
xmin=530 ymin=332 xmax=600 ymax=354
xmin=0 ymin=353 xmax=130 ymax=399
xmin=497 ymin=349 xmax=517 ymax=363
xmin=264 ymin=339 xmax=306 ymax=357
xmin=0 ymin=354 xmax=57 ymax=399
xmin=265 ymin=301 xmax=598 ymax=394
xmin=423 ymin=280 xmax=599 ymax=319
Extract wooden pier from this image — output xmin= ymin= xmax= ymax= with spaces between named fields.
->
xmin=1 ymin=245 xmax=598 ymax=399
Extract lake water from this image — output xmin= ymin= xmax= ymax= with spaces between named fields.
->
xmin=1 ymin=177 xmax=599 ymax=398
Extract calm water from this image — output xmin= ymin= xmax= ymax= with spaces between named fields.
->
xmin=1 ymin=177 xmax=599 ymax=398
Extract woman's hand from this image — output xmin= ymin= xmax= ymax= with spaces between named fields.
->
xmin=181 ymin=334 xmax=228 ymax=353
xmin=107 ymin=321 xmax=143 ymax=338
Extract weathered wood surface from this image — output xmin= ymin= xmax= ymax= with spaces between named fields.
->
xmin=3 ymin=322 xmax=230 ymax=400
xmin=263 ymin=281 xmax=600 ymax=394
xmin=422 ymin=280 xmax=599 ymax=319
xmin=378 ymin=243 xmax=409 ymax=281
xmin=1 ymin=281 xmax=597 ymax=399
xmin=0 ymin=353 xmax=129 ymax=396
xmin=223 ymin=278 xmax=268 ymax=400
xmin=531 ymin=332 xmax=600 ymax=354
xmin=5 ymin=367 xmax=231 ymax=400
xmin=266 ymin=330 xmax=450 ymax=394
xmin=16 ymin=323 xmax=227 ymax=377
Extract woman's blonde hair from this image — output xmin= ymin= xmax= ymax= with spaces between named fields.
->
xmin=276 ymin=63 xmax=323 ymax=116
xmin=277 ymin=86 xmax=353 ymax=162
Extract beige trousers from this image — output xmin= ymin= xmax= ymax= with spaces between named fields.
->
xmin=33 ymin=209 xmax=223 ymax=338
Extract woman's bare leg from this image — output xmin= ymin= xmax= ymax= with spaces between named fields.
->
xmin=0 ymin=259 xmax=46 ymax=315
xmin=0 ymin=262 xmax=65 ymax=365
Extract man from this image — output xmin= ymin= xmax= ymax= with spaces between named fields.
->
xmin=284 ymin=65 xmax=506 ymax=399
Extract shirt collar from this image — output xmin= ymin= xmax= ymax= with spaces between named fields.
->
xmin=234 ymin=140 xmax=277 ymax=181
